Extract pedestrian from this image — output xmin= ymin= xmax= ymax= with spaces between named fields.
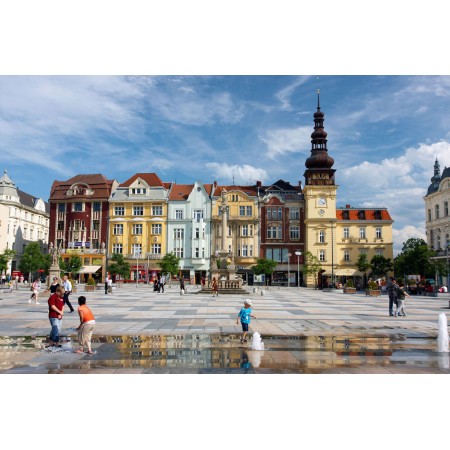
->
xmin=153 ymin=276 xmax=159 ymax=292
xmin=394 ymin=282 xmax=413 ymax=317
xmin=179 ymin=276 xmax=185 ymax=295
xmin=107 ymin=276 xmax=113 ymax=294
xmin=29 ymin=278 xmax=40 ymax=304
xmin=159 ymin=273 xmax=165 ymax=293
xmin=62 ymin=275 xmax=75 ymax=312
xmin=387 ymin=277 xmax=398 ymax=317
xmin=46 ymin=277 xmax=60 ymax=295
xmin=47 ymin=285 xmax=65 ymax=347
xmin=236 ymin=299 xmax=256 ymax=344
xmin=75 ymin=296 xmax=96 ymax=355
xmin=211 ymin=277 xmax=218 ymax=297
xmin=201 ymin=276 xmax=205 ymax=287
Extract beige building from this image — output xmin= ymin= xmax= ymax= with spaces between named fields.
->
xmin=108 ymin=173 xmax=172 ymax=281
xmin=424 ymin=159 xmax=450 ymax=286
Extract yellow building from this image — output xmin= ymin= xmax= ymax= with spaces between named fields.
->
xmin=211 ymin=184 xmax=260 ymax=272
xmin=108 ymin=173 xmax=171 ymax=281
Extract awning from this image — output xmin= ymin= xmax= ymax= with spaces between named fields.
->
xmin=78 ymin=265 xmax=102 ymax=274
xmin=334 ymin=268 xmax=362 ymax=276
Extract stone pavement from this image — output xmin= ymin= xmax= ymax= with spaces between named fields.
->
xmin=1 ymin=284 xmax=450 ymax=373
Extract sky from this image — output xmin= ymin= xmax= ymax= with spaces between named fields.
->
xmin=1 ymin=75 xmax=450 ymax=255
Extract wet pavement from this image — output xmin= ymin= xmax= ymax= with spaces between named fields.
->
xmin=1 ymin=284 xmax=450 ymax=373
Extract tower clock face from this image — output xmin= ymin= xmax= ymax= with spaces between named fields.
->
xmin=318 ymin=197 xmax=327 ymax=206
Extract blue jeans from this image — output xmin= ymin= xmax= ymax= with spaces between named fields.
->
xmin=49 ymin=318 xmax=62 ymax=342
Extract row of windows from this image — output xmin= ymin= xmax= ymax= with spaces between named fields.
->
xmin=58 ymin=202 xmax=102 ymax=213
xmin=318 ymin=248 xmax=384 ymax=262
xmin=266 ymin=207 xmax=300 ymax=220
xmin=9 ymin=208 xmax=49 ymax=225
xmin=428 ymin=202 xmax=449 ymax=221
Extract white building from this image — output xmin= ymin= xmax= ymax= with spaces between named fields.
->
xmin=167 ymin=181 xmax=213 ymax=284
xmin=0 ymin=170 xmax=50 ymax=276
xmin=424 ymin=159 xmax=450 ymax=286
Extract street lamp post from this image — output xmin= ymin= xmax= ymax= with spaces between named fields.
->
xmin=295 ymin=251 xmax=302 ymax=289
xmin=330 ymin=220 xmax=335 ymax=289
xmin=287 ymin=252 xmax=292 ymax=287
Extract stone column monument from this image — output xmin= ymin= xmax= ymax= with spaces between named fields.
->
xmin=48 ymin=242 xmax=61 ymax=286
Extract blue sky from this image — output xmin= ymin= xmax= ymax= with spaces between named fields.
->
xmin=1 ymin=75 xmax=450 ymax=255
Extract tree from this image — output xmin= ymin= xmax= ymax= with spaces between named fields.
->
xmin=107 ymin=254 xmax=131 ymax=280
xmin=0 ymin=249 xmax=15 ymax=275
xmin=370 ymin=255 xmax=393 ymax=279
xmin=19 ymin=242 xmax=47 ymax=281
xmin=158 ymin=253 xmax=180 ymax=284
xmin=303 ymin=251 xmax=322 ymax=289
xmin=394 ymin=238 xmax=436 ymax=279
xmin=60 ymin=255 xmax=82 ymax=278
xmin=356 ymin=253 xmax=371 ymax=288
xmin=252 ymin=257 xmax=278 ymax=287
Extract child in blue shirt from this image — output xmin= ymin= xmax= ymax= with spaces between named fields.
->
xmin=236 ymin=299 xmax=256 ymax=344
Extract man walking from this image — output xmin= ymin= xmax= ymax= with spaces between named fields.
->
xmin=387 ymin=277 xmax=398 ymax=317
xmin=62 ymin=275 xmax=75 ymax=313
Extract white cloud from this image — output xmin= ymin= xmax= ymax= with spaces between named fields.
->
xmin=275 ymin=76 xmax=311 ymax=110
xmin=392 ymin=225 xmax=426 ymax=255
xmin=260 ymin=126 xmax=311 ymax=158
xmin=205 ymin=163 xmax=268 ymax=185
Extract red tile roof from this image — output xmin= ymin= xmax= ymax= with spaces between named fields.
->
xmin=120 ymin=173 xmax=167 ymax=188
xmin=336 ymin=208 xmax=392 ymax=221
xmin=49 ymin=174 xmax=116 ymax=201
xmin=212 ymin=185 xmax=260 ymax=197
xmin=169 ymin=184 xmax=194 ymax=201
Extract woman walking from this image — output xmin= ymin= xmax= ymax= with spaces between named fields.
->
xmin=29 ymin=279 xmax=40 ymax=304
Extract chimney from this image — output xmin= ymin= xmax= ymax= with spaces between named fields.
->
xmin=256 ymin=180 xmax=262 ymax=187
xmin=345 ymin=204 xmax=350 ymax=208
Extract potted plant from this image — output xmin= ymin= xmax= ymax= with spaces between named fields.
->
xmin=366 ymin=280 xmax=381 ymax=297
xmin=344 ymin=279 xmax=356 ymax=294
xmin=85 ymin=276 xmax=96 ymax=292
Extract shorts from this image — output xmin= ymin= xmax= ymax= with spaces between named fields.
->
xmin=241 ymin=322 xmax=249 ymax=332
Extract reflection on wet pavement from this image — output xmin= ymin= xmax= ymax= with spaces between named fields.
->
xmin=0 ymin=334 xmax=449 ymax=373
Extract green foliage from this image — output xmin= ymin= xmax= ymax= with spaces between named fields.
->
xmin=368 ymin=280 xmax=379 ymax=290
xmin=394 ymin=238 xmax=439 ymax=278
xmin=346 ymin=279 xmax=354 ymax=288
xmin=157 ymin=253 xmax=180 ymax=278
xmin=252 ymin=258 xmax=278 ymax=276
xmin=19 ymin=242 xmax=47 ymax=279
xmin=303 ymin=251 xmax=322 ymax=289
xmin=370 ymin=255 xmax=393 ymax=278
xmin=59 ymin=255 xmax=83 ymax=275
xmin=356 ymin=253 xmax=370 ymax=274
xmin=0 ymin=249 xmax=15 ymax=273
xmin=107 ymin=253 xmax=131 ymax=280
xmin=87 ymin=276 xmax=96 ymax=286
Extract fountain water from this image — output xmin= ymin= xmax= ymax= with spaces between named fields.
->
xmin=437 ymin=313 xmax=449 ymax=352
xmin=251 ymin=332 xmax=264 ymax=350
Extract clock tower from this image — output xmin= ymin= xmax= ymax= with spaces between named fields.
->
xmin=303 ymin=91 xmax=338 ymax=288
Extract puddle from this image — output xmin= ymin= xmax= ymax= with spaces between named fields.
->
xmin=0 ymin=334 xmax=449 ymax=373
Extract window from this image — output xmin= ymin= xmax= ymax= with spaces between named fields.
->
xmin=93 ymin=202 xmax=101 ymax=212
xmin=193 ymin=210 xmax=203 ymax=220
xmin=344 ymin=250 xmax=350 ymax=262
xmin=319 ymin=230 xmax=325 ymax=243
xmin=289 ymin=207 xmax=300 ymax=220
xmin=445 ymin=202 xmax=449 ymax=217
xmin=428 ymin=209 xmax=431 ymax=221
xmin=246 ymin=206 xmax=252 ymax=216
xmin=174 ymin=247 xmax=183 ymax=258
xmin=376 ymin=249 xmax=384 ymax=256
xmin=240 ymin=206 xmax=245 ymax=216
xmin=152 ymin=224 xmax=162 ymax=234
xmin=359 ymin=227 xmax=366 ymax=239
xmin=290 ymin=226 xmax=299 ymax=239
xmin=112 ymin=243 xmax=123 ymax=254
xmin=359 ymin=249 xmax=368 ymax=255
xmin=115 ymin=206 xmax=125 ymax=216
xmin=113 ymin=224 xmax=123 ymax=235
xmin=131 ymin=188 xmax=146 ymax=195
xmin=376 ymin=227 xmax=382 ymax=239
xmin=242 ymin=225 xmax=248 ymax=236
xmin=73 ymin=202 xmax=83 ymax=212
xmin=437 ymin=234 xmax=441 ymax=250
xmin=343 ymin=227 xmax=349 ymax=238
xmin=319 ymin=250 xmax=326 ymax=262
xmin=249 ymin=245 xmax=253 ymax=256
xmin=152 ymin=244 xmax=162 ymax=254
xmin=132 ymin=224 xmax=143 ymax=235
xmin=175 ymin=209 xmax=184 ymax=220
xmin=266 ymin=248 xmax=288 ymax=262
xmin=435 ymin=204 xmax=440 ymax=219
xmin=132 ymin=244 xmax=142 ymax=256
xmin=57 ymin=221 xmax=64 ymax=231
xmin=195 ymin=228 xmax=200 ymax=239
xmin=267 ymin=226 xmax=282 ymax=239
xmin=174 ymin=229 xmax=184 ymax=239
xmin=58 ymin=203 xmax=66 ymax=213
xmin=92 ymin=220 xmax=100 ymax=231
xmin=133 ymin=206 xmax=144 ymax=216
xmin=152 ymin=205 xmax=163 ymax=216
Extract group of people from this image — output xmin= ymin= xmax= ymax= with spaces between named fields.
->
xmin=387 ymin=277 xmax=413 ymax=317
xmin=46 ymin=275 xmax=96 ymax=354
xmin=153 ymin=274 xmax=166 ymax=293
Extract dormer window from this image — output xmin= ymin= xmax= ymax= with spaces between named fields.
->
xmin=131 ymin=188 xmax=146 ymax=195
xmin=342 ymin=210 xmax=350 ymax=220
xmin=358 ymin=210 xmax=366 ymax=220
xmin=374 ymin=210 xmax=382 ymax=220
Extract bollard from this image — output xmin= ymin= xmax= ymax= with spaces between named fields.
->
xmin=261 ymin=290 xmax=265 ymax=296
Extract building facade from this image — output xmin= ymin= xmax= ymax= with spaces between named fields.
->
xmin=108 ymin=173 xmax=171 ymax=281
xmin=0 ymin=170 xmax=50 ymax=276
xmin=259 ymin=179 xmax=305 ymax=285
xmin=48 ymin=174 xmax=118 ymax=281
xmin=424 ymin=159 xmax=450 ymax=286
xmin=167 ymin=181 xmax=213 ymax=284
